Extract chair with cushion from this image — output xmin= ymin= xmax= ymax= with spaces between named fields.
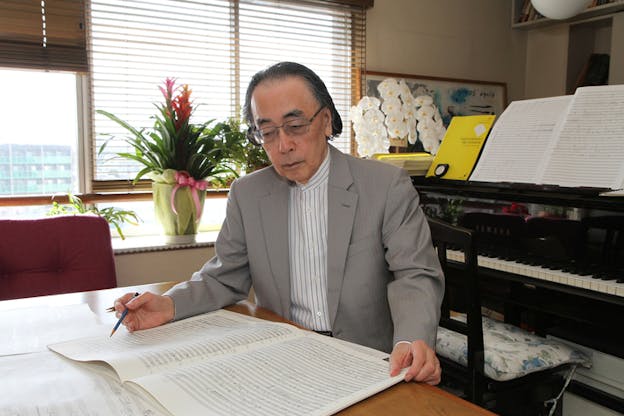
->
xmin=428 ymin=217 xmax=589 ymax=415
xmin=0 ymin=215 xmax=117 ymax=300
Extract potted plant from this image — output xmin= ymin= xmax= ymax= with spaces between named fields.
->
xmin=47 ymin=194 xmax=139 ymax=240
xmin=211 ymin=118 xmax=271 ymax=180
xmin=98 ymin=78 xmax=236 ymax=244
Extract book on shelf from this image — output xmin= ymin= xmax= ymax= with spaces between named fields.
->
xmin=49 ymin=309 xmax=403 ymax=416
xmin=425 ymin=115 xmax=496 ymax=181
xmin=372 ymin=152 xmax=434 ymax=176
xmin=470 ymin=84 xmax=624 ymax=191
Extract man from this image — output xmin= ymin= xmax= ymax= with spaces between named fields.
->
xmin=114 ymin=62 xmax=444 ymax=385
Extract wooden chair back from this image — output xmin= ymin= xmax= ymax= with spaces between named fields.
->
xmin=427 ymin=217 xmax=485 ymax=404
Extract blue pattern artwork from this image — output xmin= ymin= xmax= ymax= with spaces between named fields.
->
xmin=365 ymin=73 xmax=507 ymax=127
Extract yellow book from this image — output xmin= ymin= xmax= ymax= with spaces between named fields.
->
xmin=426 ymin=115 xmax=496 ymax=180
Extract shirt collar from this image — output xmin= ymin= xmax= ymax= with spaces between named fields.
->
xmin=296 ymin=146 xmax=330 ymax=191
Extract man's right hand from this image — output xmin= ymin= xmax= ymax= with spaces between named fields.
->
xmin=113 ymin=291 xmax=175 ymax=332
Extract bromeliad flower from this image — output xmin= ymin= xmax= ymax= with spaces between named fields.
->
xmin=97 ymin=78 xmax=235 ymax=184
xmin=171 ymin=83 xmax=193 ymax=130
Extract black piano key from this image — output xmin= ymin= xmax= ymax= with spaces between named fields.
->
xmin=592 ymin=272 xmax=604 ymax=280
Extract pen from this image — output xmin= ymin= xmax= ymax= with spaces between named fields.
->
xmin=109 ymin=292 xmax=139 ymax=337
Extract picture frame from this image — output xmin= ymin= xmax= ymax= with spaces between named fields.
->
xmin=363 ymin=71 xmax=508 ymax=127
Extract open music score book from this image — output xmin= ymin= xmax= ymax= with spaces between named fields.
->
xmin=49 ymin=310 xmax=403 ymax=416
xmin=470 ymin=84 xmax=624 ymax=190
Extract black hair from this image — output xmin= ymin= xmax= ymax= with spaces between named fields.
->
xmin=243 ymin=61 xmax=343 ymax=145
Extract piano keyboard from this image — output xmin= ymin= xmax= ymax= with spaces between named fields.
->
xmin=446 ymin=249 xmax=624 ymax=298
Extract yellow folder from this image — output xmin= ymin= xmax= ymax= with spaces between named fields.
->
xmin=426 ymin=115 xmax=496 ymax=180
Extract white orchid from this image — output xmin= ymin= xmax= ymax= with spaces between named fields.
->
xmin=381 ymin=97 xmax=402 ymax=115
xmin=350 ymin=97 xmax=389 ymax=158
xmin=412 ymin=96 xmax=446 ymax=155
xmin=377 ymin=78 xmax=400 ymax=100
xmin=414 ymin=95 xmax=433 ymax=106
xmin=351 ymin=78 xmax=446 ymax=157
xmin=398 ymin=80 xmax=412 ymax=101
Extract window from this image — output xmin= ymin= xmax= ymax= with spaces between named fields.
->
xmin=0 ymin=0 xmax=367 ymax=226
xmin=90 ymin=0 xmax=366 ymax=191
xmin=0 ymin=69 xmax=80 ymax=198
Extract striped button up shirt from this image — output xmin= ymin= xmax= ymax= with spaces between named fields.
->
xmin=288 ymin=149 xmax=331 ymax=331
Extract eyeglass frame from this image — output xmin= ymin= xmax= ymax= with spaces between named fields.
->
xmin=250 ymin=106 xmax=325 ymax=145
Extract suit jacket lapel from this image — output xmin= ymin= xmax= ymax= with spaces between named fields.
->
xmin=326 ymin=146 xmax=358 ymax=327
xmin=259 ymin=173 xmax=291 ymax=318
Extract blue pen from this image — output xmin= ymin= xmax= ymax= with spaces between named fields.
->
xmin=109 ymin=292 xmax=139 ymax=337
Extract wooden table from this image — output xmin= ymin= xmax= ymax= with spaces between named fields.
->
xmin=0 ymin=282 xmax=495 ymax=416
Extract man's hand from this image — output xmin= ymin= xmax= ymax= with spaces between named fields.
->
xmin=113 ymin=291 xmax=175 ymax=332
xmin=389 ymin=340 xmax=441 ymax=385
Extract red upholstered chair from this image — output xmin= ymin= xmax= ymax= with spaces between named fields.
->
xmin=0 ymin=215 xmax=117 ymax=300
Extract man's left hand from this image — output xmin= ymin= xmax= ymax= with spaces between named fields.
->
xmin=389 ymin=340 xmax=441 ymax=385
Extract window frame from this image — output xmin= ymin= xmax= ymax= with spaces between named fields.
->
xmin=0 ymin=0 xmax=368 ymax=210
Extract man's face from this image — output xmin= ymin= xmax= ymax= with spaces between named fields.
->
xmin=250 ymin=76 xmax=331 ymax=184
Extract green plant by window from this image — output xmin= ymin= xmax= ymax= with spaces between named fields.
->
xmin=97 ymin=78 xmax=236 ymax=185
xmin=47 ymin=194 xmax=140 ymax=240
xmin=219 ymin=118 xmax=270 ymax=171
xmin=209 ymin=118 xmax=271 ymax=182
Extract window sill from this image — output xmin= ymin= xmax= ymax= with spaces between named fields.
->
xmin=112 ymin=231 xmax=219 ymax=255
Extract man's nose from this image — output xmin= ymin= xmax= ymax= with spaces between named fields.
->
xmin=276 ymin=128 xmax=296 ymax=153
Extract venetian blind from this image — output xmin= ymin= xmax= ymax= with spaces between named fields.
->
xmin=0 ymin=0 xmax=87 ymax=71
xmin=89 ymin=0 xmax=365 ymax=191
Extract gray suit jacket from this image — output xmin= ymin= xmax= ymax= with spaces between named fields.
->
xmin=166 ymin=145 xmax=444 ymax=352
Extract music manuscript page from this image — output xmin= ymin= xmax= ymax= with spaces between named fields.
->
xmin=49 ymin=310 xmax=402 ymax=416
xmin=470 ymin=84 xmax=624 ymax=190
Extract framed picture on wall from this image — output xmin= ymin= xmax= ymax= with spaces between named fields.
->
xmin=363 ymin=71 xmax=508 ymax=127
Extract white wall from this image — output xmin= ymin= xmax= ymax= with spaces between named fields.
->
xmin=366 ymin=0 xmax=528 ymax=102
xmin=524 ymin=24 xmax=569 ymax=98
xmin=115 ymin=245 xmax=215 ymax=287
xmin=609 ymin=13 xmax=624 ymax=85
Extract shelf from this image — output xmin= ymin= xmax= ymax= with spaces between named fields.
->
xmin=512 ymin=0 xmax=624 ymax=30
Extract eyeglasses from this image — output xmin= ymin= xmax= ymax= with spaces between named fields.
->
xmin=252 ymin=107 xmax=324 ymax=145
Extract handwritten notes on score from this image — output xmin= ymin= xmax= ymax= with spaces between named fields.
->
xmin=470 ymin=84 xmax=624 ymax=190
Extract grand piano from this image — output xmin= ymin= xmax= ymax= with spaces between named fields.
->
xmin=412 ymin=177 xmax=624 ymax=415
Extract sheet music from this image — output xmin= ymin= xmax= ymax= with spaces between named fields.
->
xmin=132 ymin=335 xmax=402 ymax=416
xmin=470 ymin=95 xmax=573 ymax=183
xmin=0 ymin=303 xmax=107 ymax=356
xmin=50 ymin=309 xmax=401 ymax=416
xmin=540 ymin=84 xmax=624 ymax=189
xmin=0 ymin=351 xmax=171 ymax=416
xmin=50 ymin=310 xmax=301 ymax=382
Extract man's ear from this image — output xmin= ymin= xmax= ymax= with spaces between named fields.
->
xmin=323 ymin=108 xmax=332 ymax=137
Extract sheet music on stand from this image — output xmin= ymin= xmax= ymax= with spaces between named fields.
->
xmin=470 ymin=85 xmax=624 ymax=191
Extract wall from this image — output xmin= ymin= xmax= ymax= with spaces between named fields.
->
xmin=366 ymin=0 xmax=528 ymax=102
xmin=524 ymin=24 xmax=569 ymax=98
xmin=519 ymin=7 xmax=624 ymax=98
xmin=609 ymin=13 xmax=624 ymax=85
xmin=115 ymin=245 xmax=215 ymax=287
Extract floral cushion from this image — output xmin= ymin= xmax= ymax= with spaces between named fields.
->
xmin=436 ymin=316 xmax=590 ymax=381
